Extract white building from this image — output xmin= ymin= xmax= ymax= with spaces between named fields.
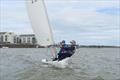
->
xmin=20 ymin=34 xmax=36 ymax=44
xmin=0 ymin=32 xmax=37 ymax=44
xmin=14 ymin=35 xmax=20 ymax=44
xmin=0 ymin=32 xmax=17 ymax=44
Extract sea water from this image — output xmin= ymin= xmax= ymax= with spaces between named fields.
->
xmin=0 ymin=48 xmax=120 ymax=80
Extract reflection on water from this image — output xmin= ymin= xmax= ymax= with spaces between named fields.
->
xmin=0 ymin=48 xmax=120 ymax=80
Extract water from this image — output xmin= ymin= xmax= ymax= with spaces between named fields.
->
xmin=0 ymin=48 xmax=120 ymax=80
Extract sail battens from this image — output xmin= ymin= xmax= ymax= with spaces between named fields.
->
xmin=26 ymin=0 xmax=54 ymax=46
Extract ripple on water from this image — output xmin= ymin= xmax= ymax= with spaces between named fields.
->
xmin=0 ymin=48 xmax=120 ymax=80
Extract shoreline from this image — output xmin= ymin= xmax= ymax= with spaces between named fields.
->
xmin=0 ymin=43 xmax=119 ymax=48
xmin=0 ymin=43 xmax=44 ymax=48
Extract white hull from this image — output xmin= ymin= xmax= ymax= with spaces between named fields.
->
xmin=41 ymin=58 xmax=70 ymax=68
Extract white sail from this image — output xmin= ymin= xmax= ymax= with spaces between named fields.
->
xmin=26 ymin=0 xmax=54 ymax=46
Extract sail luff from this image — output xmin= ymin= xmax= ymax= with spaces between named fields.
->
xmin=42 ymin=0 xmax=57 ymax=57
xmin=42 ymin=0 xmax=55 ymax=45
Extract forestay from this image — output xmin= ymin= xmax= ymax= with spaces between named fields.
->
xmin=26 ymin=0 xmax=54 ymax=46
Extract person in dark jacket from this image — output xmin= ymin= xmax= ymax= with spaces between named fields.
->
xmin=53 ymin=40 xmax=76 ymax=61
xmin=67 ymin=40 xmax=76 ymax=57
xmin=52 ymin=40 xmax=68 ymax=61
xmin=57 ymin=40 xmax=68 ymax=60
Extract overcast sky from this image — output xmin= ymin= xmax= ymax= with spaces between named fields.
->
xmin=0 ymin=0 xmax=120 ymax=45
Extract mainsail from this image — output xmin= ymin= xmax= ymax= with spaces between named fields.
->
xmin=26 ymin=0 xmax=54 ymax=46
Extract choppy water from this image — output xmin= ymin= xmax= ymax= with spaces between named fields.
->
xmin=0 ymin=48 xmax=120 ymax=80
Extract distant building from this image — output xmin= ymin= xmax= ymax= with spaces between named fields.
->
xmin=0 ymin=32 xmax=37 ymax=45
xmin=0 ymin=32 xmax=17 ymax=44
xmin=14 ymin=35 xmax=21 ymax=44
xmin=20 ymin=34 xmax=37 ymax=44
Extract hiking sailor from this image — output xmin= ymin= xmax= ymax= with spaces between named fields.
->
xmin=67 ymin=40 xmax=76 ymax=57
xmin=53 ymin=40 xmax=67 ymax=61
xmin=53 ymin=40 xmax=76 ymax=61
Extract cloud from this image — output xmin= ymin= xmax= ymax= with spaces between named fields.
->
xmin=0 ymin=0 xmax=33 ymax=34
xmin=0 ymin=0 xmax=120 ymax=45
xmin=45 ymin=0 xmax=120 ymax=45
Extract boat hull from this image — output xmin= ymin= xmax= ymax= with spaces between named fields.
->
xmin=41 ymin=58 xmax=70 ymax=68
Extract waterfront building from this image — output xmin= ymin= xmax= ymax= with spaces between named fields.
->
xmin=0 ymin=32 xmax=37 ymax=44
xmin=0 ymin=32 xmax=16 ymax=44
xmin=20 ymin=34 xmax=37 ymax=44
xmin=14 ymin=35 xmax=21 ymax=44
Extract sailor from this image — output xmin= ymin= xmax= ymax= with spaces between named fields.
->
xmin=58 ymin=40 xmax=76 ymax=61
xmin=67 ymin=40 xmax=76 ymax=57
xmin=52 ymin=40 xmax=68 ymax=61
xmin=57 ymin=40 xmax=68 ymax=60
xmin=53 ymin=40 xmax=76 ymax=61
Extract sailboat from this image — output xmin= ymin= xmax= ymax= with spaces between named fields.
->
xmin=26 ymin=0 xmax=70 ymax=68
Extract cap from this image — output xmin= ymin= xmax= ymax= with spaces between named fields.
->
xmin=70 ymin=40 xmax=76 ymax=44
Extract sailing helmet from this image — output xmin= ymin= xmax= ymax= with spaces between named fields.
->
xmin=70 ymin=40 xmax=76 ymax=45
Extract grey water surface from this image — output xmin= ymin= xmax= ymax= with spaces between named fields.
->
xmin=0 ymin=48 xmax=120 ymax=80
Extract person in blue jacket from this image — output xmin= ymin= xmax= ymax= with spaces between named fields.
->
xmin=53 ymin=40 xmax=67 ymax=61
xmin=53 ymin=40 xmax=76 ymax=61
xmin=57 ymin=40 xmax=68 ymax=60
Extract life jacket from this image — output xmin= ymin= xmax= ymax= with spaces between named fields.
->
xmin=59 ymin=44 xmax=68 ymax=54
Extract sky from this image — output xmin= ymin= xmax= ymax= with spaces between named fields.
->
xmin=0 ymin=0 xmax=120 ymax=46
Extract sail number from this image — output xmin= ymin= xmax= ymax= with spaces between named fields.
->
xmin=32 ymin=0 xmax=37 ymax=4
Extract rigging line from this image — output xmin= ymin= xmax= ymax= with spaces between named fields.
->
xmin=45 ymin=47 xmax=50 ymax=58
xmin=46 ymin=47 xmax=57 ymax=59
xmin=51 ymin=47 xmax=57 ymax=58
